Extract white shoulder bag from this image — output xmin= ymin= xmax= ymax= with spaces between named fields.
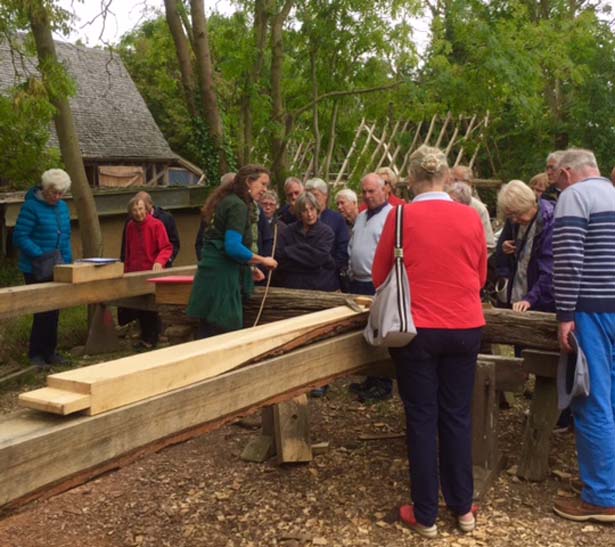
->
xmin=363 ymin=205 xmax=417 ymax=347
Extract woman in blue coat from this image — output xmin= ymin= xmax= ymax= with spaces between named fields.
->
xmin=13 ymin=169 xmax=73 ymax=369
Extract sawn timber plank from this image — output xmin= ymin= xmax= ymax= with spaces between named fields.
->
xmin=17 ymin=388 xmax=91 ymax=415
xmin=19 ymin=306 xmax=367 ymax=416
xmin=0 ymin=331 xmax=387 ymax=510
xmin=0 ymin=265 xmax=196 ymax=320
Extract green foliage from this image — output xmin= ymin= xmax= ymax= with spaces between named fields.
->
xmin=0 ymin=80 xmax=61 ymax=189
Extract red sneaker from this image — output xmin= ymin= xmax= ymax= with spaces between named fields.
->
xmin=399 ymin=505 xmax=438 ymax=538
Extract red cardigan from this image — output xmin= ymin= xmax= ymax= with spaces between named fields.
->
xmin=372 ymin=200 xmax=487 ymax=329
xmin=124 ymin=214 xmax=173 ymax=273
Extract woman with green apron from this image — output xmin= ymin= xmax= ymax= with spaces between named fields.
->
xmin=187 ymin=165 xmax=278 ymax=338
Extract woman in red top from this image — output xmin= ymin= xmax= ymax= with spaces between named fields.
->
xmin=124 ymin=196 xmax=173 ymax=349
xmin=372 ymin=145 xmax=487 ymax=538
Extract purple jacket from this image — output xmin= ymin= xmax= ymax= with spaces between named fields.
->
xmin=495 ymin=198 xmax=555 ymax=312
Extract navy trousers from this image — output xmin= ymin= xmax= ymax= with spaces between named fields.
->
xmin=24 ymin=273 xmax=59 ymax=360
xmin=390 ymin=327 xmax=482 ymax=526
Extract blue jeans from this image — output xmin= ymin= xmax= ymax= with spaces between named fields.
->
xmin=390 ymin=327 xmax=482 ymax=526
xmin=572 ymin=312 xmax=615 ymax=507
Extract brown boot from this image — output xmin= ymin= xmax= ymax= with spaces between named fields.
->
xmin=553 ymin=496 xmax=615 ymax=522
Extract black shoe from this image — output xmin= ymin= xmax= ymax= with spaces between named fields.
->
xmin=310 ymin=385 xmax=329 ymax=398
xmin=349 ymin=378 xmax=373 ymax=394
xmin=358 ymin=383 xmax=392 ymax=403
xmin=46 ymin=353 xmax=70 ymax=366
xmin=133 ymin=340 xmax=155 ymax=352
xmin=30 ymin=355 xmax=50 ymax=370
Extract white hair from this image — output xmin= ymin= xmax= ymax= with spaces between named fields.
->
xmin=305 ymin=177 xmax=329 ymax=195
xmin=448 ymin=181 xmax=472 ymax=205
xmin=546 ymin=150 xmax=565 ymax=164
xmin=497 ymin=179 xmax=536 ymax=217
xmin=360 ymin=173 xmax=385 ymax=187
xmin=41 ymin=169 xmax=71 ymax=193
xmin=558 ymin=148 xmax=598 ymax=171
xmin=284 ymin=176 xmax=303 ymax=191
xmin=335 ymin=188 xmax=358 ymax=204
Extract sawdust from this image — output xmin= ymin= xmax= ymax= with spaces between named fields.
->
xmin=1 ymin=375 xmax=613 ymax=546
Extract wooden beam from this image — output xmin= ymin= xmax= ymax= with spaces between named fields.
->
xmin=0 ymin=265 xmax=196 ymax=320
xmin=0 ymin=332 xmax=387 ymax=510
xmin=19 ymin=306 xmax=368 ymax=416
xmin=273 ymin=395 xmax=312 ymax=463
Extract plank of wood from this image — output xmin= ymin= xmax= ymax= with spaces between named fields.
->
xmin=19 ymin=306 xmax=368 ymax=416
xmin=472 ymin=361 xmax=498 ymax=470
xmin=0 ymin=265 xmax=196 ymax=320
xmin=0 ymin=331 xmax=388 ymax=509
xmin=274 ymin=394 xmax=312 ymax=463
xmin=517 ymin=375 xmax=560 ymax=481
xmin=17 ymin=388 xmax=91 ymax=415
xmin=478 ymin=354 xmax=525 ymax=392
xmin=54 ymin=262 xmax=124 ymax=284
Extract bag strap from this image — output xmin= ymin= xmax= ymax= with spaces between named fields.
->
xmin=394 ymin=205 xmax=410 ymax=332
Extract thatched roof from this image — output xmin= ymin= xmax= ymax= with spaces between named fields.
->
xmin=0 ymin=39 xmax=177 ymax=162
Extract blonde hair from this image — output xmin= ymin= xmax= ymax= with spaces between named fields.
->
xmin=497 ymin=179 xmax=537 ymax=217
xmin=529 ymin=172 xmax=548 ymax=190
xmin=375 ymin=167 xmax=398 ymax=187
xmin=408 ymin=145 xmax=448 ymax=183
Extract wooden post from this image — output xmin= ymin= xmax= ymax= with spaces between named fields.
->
xmin=472 ymin=361 xmax=497 ymax=469
xmin=517 ymin=350 xmax=560 ymax=481
xmin=274 ymin=394 xmax=312 ymax=463
xmin=84 ymin=303 xmax=120 ymax=355
xmin=334 ymin=117 xmax=365 ymax=185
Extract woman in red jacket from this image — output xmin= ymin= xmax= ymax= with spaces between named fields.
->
xmin=372 ymin=145 xmax=487 ymax=538
xmin=124 ymin=196 xmax=173 ymax=350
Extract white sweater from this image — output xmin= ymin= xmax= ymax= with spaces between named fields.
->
xmin=348 ymin=204 xmax=393 ymax=282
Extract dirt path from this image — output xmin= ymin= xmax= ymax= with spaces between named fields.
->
xmin=0 ymin=376 xmax=612 ymax=547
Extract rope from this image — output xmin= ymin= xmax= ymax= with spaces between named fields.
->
xmin=252 ymin=222 xmax=279 ymax=327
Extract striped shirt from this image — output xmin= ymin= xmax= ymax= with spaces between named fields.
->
xmin=553 ymin=177 xmax=615 ymax=321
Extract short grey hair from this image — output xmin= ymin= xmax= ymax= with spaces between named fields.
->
xmin=448 ymin=181 xmax=472 ymax=205
xmin=546 ymin=150 xmax=565 ymax=164
xmin=304 ymin=177 xmax=329 ymax=196
xmin=260 ymin=189 xmax=279 ymax=205
xmin=295 ymin=191 xmax=321 ymax=215
xmin=451 ymin=165 xmax=474 ymax=183
xmin=497 ymin=179 xmax=537 ymax=217
xmin=284 ymin=176 xmax=303 ymax=191
xmin=361 ymin=173 xmax=385 ymax=187
xmin=127 ymin=195 xmax=146 ymax=214
xmin=558 ymin=148 xmax=598 ymax=171
xmin=335 ymin=188 xmax=358 ymax=204
xmin=41 ymin=169 xmax=71 ymax=193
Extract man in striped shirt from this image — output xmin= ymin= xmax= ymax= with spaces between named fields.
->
xmin=552 ymin=148 xmax=615 ymax=522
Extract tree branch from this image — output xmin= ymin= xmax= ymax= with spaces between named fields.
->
xmin=292 ymin=81 xmax=404 ymax=119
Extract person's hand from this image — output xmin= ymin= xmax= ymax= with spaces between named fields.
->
xmin=261 ymin=256 xmax=278 ymax=270
xmin=502 ymin=240 xmax=516 ymax=254
xmin=252 ymin=268 xmax=265 ymax=282
xmin=512 ymin=300 xmax=531 ymax=312
xmin=152 ymin=262 xmax=163 ymax=272
xmin=559 ymin=321 xmax=576 ymax=353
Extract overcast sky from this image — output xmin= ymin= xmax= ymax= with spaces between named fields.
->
xmin=55 ymin=0 xmax=234 ymax=46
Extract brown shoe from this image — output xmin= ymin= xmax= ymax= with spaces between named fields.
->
xmin=553 ymin=496 xmax=615 ymax=522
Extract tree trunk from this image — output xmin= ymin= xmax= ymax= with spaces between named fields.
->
xmin=190 ymin=0 xmax=229 ymax=174
xmin=239 ymin=0 xmax=268 ymax=165
xmin=164 ymin=0 xmax=198 ymax=118
xmin=28 ymin=2 xmax=102 ymax=258
xmin=270 ymin=0 xmax=293 ymax=190
xmin=310 ymin=45 xmax=320 ymax=178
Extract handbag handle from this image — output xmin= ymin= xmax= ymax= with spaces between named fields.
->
xmin=394 ymin=205 xmax=404 ymax=260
